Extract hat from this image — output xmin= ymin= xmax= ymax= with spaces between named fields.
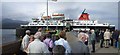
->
xmin=26 ymin=30 xmax=30 ymax=33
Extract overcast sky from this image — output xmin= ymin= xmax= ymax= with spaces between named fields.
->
xmin=1 ymin=0 xmax=120 ymax=2
xmin=1 ymin=0 xmax=120 ymax=29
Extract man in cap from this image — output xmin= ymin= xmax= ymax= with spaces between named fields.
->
xmin=21 ymin=30 xmax=31 ymax=52
xmin=27 ymin=31 xmax=49 ymax=54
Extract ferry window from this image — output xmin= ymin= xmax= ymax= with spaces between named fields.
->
xmin=77 ymin=23 xmax=79 ymax=25
xmin=43 ymin=21 xmax=45 ymax=23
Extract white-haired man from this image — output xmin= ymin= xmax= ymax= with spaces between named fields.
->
xmin=77 ymin=32 xmax=90 ymax=54
xmin=27 ymin=31 xmax=49 ymax=54
xmin=21 ymin=30 xmax=31 ymax=52
xmin=89 ymin=29 xmax=96 ymax=52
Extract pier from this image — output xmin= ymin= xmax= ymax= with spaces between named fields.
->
xmin=1 ymin=31 xmax=119 ymax=55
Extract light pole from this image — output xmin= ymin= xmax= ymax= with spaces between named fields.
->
xmin=46 ymin=0 xmax=57 ymax=31
xmin=46 ymin=0 xmax=49 ymax=31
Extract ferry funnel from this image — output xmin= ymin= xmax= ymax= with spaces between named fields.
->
xmin=79 ymin=9 xmax=89 ymax=20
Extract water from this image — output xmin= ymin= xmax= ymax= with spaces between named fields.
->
xmin=2 ymin=29 xmax=17 ymax=44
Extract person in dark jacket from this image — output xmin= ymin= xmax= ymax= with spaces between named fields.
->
xmin=112 ymin=30 xmax=119 ymax=48
xmin=89 ymin=29 xmax=96 ymax=52
xmin=99 ymin=30 xmax=104 ymax=48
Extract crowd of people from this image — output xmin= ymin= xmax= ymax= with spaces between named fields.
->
xmin=20 ymin=27 xmax=120 ymax=55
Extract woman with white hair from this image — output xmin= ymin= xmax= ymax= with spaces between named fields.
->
xmin=27 ymin=32 xmax=49 ymax=54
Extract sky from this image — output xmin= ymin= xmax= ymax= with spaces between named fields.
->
xmin=1 ymin=0 xmax=120 ymax=29
xmin=1 ymin=0 xmax=120 ymax=2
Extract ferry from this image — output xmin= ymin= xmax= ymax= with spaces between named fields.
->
xmin=16 ymin=9 xmax=115 ymax=37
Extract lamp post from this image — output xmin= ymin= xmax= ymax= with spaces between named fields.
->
xmin=46 ymin=0 xmax=57 ymax=31
xmin=46 ymin=0 xmax=49 ymax=31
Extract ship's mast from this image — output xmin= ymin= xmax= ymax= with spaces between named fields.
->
xmin=46 ymin=0 xmax=49 ymax=30
xmin=82 ymin=9 xmax=86 ymax=14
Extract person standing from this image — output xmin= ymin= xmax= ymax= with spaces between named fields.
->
xmin=21 ymin=30 xmax=31 ymax=52
xmin=89 ymin=29 xmax=96 ymax=52
xmin=99 ymin=30 xmax=104 ymax=48
xmin=104 ymin=29 xmax=111 ymax=48
xmin=54 ymin=31 xmax=71 ymax=53
xmin=112 ymin=30 xmax=119 ymax=48
xmin=77 ymin=32 xmax=90 ymax=54
xmin=43 ymin=33 xmax=54 ymax=52
xmin=35 ymin=28 xmax=42 ymax=38
xmin=27 ymin=32 xmax=49 ymax=54
xmin=110 ymin=31 xmax=114 ymax=46
xmin=29 ymin=35 xmax=34 ymax=43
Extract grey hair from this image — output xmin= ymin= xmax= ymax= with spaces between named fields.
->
xmin=26 ymin=30 xmax=30 ymax=33
xmin=78 ymin=32 xmax=85 ymax=40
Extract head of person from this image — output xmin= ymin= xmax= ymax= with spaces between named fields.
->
xmin=30 ymin=35 xmax=34 ymax=42
xmin=38 ymin=28 xmax=42 ymax=32
xmin=46 ymin=33 xmax=51 ymax=38
xmin=26 ymin=30 xmax=31 ymax=35
xmin=34 ymin=32 xmax=41 ymax=40
xmin=102 ymin=30 xmax=104 ymax=32
xmin=78 ymin=32 xmax=87 ymax=42
xmin=59 ymin=31 xmax=66 ymax=40
xmin=52 ymin=45 xmax=66 ymax=55
xmin=40 ymin=34 xmax=47 ymax=42
xmin=91 ymin=29 xmax=94 ymax=34
xmin=105 ymin=29 xmax=109 ymax=32
xmin=55 ymin=35 xmax=59 ymax=40
xmin=63 ymin=28 xmax=67 ymax=32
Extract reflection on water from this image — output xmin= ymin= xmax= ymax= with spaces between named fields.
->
xmin=2 ymin=29 xmax=17 ymax=44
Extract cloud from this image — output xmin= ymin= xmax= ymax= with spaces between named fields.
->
xmin=2 ymin=2 xmax=47 ymax=21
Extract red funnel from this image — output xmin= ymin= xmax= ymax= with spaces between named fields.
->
xmin=79 ymin=13 xmax=89 ymax=20
xmin=79 ymin=9 xmax=89 ymax=20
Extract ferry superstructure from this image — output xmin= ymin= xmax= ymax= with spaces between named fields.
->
xmin=20 ymin=9 xmax=115 ymax=31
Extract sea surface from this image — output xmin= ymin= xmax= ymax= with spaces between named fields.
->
xmin=1 ymin=29 xmax=17 ymax=44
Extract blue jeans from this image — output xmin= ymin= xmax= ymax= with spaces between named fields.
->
xmin=115 ymin=40 xmax=118 ymax=48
